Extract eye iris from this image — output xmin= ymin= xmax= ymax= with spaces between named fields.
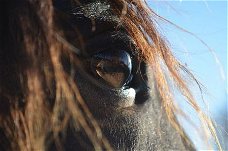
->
xmin=91 ymin=50 xmax=132 ymax=88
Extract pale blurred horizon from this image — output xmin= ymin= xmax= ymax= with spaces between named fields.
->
xmin=148 ymin=0 xmax=227 ymax=149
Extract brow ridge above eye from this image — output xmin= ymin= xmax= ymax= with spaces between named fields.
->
xmin=84 ymin=31 xmax=136 ymax=56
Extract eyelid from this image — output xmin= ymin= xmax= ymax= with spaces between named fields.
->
xmin=55 ymin=33 xmax=137 ymax=70
xmin=85 ymin=31 xmax=136 ymax=56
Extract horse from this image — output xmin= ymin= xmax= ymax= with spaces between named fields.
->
xmin=0 ymin=0 xmax=220 ymax=150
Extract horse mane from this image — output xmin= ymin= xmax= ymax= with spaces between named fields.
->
xmin=0 ymin=0 xmax=221 ymax=150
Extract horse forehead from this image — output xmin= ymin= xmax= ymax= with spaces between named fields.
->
xmin=53 ymin=0 xmax=115 ymax=19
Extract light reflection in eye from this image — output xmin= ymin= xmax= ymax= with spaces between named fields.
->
xmin=91 ymin=50 xmax=132 ymax=88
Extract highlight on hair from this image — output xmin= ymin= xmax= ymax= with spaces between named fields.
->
xmin=0 ymin=0 xmax=222 ymax=151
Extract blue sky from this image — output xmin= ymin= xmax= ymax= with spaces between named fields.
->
xmin=148 ymin=0 xmax=227 ymax=149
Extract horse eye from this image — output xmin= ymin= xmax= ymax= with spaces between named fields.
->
xmin=91 ymin=50 xmax=132 ymax=88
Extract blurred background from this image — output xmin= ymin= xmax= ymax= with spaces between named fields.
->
xmin=148 ymin=0 xmax=227 ymax=150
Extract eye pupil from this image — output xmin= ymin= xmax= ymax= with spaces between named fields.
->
xmin=91 ymin=50 xmax=132 ymax=88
